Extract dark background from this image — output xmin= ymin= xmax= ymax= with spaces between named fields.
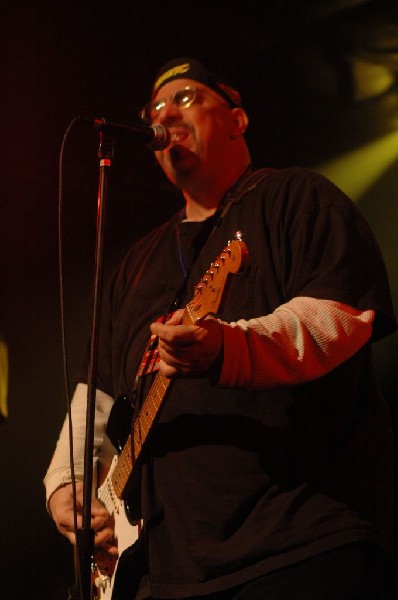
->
xmin=1 ymin=2 xmax=398 ymax=598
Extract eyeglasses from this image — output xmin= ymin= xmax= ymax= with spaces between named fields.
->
xmin=140 ymin=87 xmax=197 ymax=124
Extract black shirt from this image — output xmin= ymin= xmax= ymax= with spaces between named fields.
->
xmin=79 ymin=167 xmax=396 ymax=598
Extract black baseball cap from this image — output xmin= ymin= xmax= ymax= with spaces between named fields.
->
xmin=151 ymin=57 xmax=242 ymax=108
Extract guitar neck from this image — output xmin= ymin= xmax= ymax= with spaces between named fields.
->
xmin=111 ymin=372 xmax=172 ymax=499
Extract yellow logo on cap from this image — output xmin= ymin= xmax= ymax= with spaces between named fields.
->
xmin=154 ymin=63 xmax=190 ymax=91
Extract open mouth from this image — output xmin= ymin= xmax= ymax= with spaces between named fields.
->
xmin=170 ymin=129 xmax=189 ymax=144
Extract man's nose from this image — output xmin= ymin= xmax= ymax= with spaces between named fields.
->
xmin=156 ymin=99 xmax=181 ymax=124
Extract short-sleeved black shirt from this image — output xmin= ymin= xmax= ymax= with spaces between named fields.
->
xmin=79 ymin=168 xmax=396 ymax=598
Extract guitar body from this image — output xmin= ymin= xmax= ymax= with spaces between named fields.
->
xmin=92 ymin=409 xmax=141 ymax=600
xmin=91 ymin=500 xmax=138 ymax=600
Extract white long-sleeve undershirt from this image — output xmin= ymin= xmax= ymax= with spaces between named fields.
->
xmin=218 ymin=296 xmax=375 ymax=389
xmin=43 ymin=384 xmax=115 ymax=503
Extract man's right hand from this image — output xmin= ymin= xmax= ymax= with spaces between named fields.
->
xmin=48 ymin=481 xmax=118 ymax=556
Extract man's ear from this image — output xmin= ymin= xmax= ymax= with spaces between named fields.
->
xmin=229 ymin=107 xmax=249 ymax=138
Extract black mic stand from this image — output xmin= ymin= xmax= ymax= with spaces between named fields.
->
xmin=74 ymin=130 xmax=114 ymax=600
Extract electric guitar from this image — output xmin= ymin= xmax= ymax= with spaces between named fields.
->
xmin=96 ymin=235 xmax=248 ymax=544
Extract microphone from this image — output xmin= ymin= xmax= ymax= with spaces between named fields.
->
xmin=82 ymin=116 xmax=170 ymax=150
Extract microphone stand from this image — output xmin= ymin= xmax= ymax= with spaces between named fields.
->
xmin=75 ymin=130 xmax=114 ymax=600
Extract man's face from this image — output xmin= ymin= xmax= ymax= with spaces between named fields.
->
xmin=149 ymin=78 xmax=234 ymax=184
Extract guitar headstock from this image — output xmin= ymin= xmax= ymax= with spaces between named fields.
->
xmin=184 ymin=234 xmax=249 ymax=324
